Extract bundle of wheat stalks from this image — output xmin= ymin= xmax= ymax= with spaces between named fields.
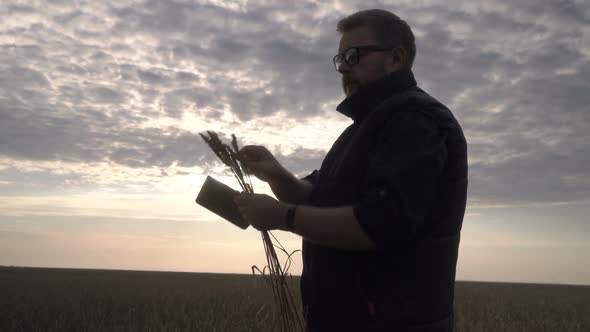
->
xmin=200 ymin=131 xmax=304 ymax=331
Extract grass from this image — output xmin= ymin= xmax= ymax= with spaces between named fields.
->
xmin=453 ymin=281 xmax=590 ymax=331
xmin=1 ymin=266 xmax=589 ymax=331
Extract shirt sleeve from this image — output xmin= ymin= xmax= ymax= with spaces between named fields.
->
xmin=300 ymin=169 xmax=319 ymax=204
xmin=353 ymin=111 xmax=448 ymax=253
xmin=300 ymin=169 xmax=319 ymax=186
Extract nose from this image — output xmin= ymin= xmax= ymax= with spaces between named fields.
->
xmin=337 ymin=61 xmax=351 ymax=74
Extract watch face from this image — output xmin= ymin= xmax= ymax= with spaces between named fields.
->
xmin=286 ymin=205 xmax=297 ymax=230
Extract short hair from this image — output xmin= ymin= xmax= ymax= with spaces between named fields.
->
xmin=337 ymin=9 xmax=416 ymax=68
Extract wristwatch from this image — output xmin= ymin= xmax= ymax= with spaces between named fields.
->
xmin=285 ymin=205 xmax=298 ymax=231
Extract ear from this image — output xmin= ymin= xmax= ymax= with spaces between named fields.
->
xmin=386 ymin=47 xmax=408 ymax=72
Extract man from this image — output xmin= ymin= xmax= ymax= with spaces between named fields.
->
xmin=234 ymin=9 xmax=468 ymax=331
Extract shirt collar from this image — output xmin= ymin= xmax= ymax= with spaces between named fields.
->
xmin=336 ymin=67 xmax=417 ymax=123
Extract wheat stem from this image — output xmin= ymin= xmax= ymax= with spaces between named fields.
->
xmin=200 ymin=131 xmax=303 ymax=331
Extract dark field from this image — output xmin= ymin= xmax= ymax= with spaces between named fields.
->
xmin=1 ymin=266 xmax=589 ymax=331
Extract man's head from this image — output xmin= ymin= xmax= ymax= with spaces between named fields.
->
xmin=335 ymin=9 xmax=416 ymax=97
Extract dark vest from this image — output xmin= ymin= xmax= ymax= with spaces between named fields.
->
xmin=301 ymin=85 xmax=468 ymax=332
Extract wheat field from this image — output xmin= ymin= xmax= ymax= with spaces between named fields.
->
xmin=1 ymin=266 xmax=588 ymax=331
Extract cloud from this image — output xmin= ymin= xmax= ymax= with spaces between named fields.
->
xmin=0 ymin=0 xmax=588 ymax=208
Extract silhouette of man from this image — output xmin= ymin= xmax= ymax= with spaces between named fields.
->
xmin=234 ymin=9 xmax=468 ymax=331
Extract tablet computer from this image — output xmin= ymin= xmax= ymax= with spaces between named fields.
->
xmin=195 ymin=176 xmax=249 ymax=229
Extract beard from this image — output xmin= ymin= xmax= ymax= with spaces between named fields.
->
xmin=342 ymin=76 xmax=361 ymax=97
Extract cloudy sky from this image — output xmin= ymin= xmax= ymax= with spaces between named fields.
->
xmin=1 ymin=0 xmax=589 ymax=285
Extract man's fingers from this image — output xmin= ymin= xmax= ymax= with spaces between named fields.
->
xmin=245 ymin=162 xmax=264 ymax=174
xmin=233 ymin=193 xmax=250 ymax=205
xmin=239 ymin=145 xmax=257 ymax=157
xmin=239 ymin=145 xmax=267 ymax=162
xmin=233 ymin=195 xmax=243 ymax=205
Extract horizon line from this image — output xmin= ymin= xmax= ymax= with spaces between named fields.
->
xmin=2 ymin=264 xmax=588 ymax=287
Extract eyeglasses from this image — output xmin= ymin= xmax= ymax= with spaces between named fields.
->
xmin=332 ymin=45 xmax=393 ymax=71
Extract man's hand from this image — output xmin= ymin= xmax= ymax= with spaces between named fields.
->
xmin=233 ymin=193 xmax=288 ymax=231
xmin=238 ymin=145 xmax=286 ymax=183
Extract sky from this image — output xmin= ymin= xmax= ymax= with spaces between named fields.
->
xmin=1 ymin=0 xmax=589 ymax=285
